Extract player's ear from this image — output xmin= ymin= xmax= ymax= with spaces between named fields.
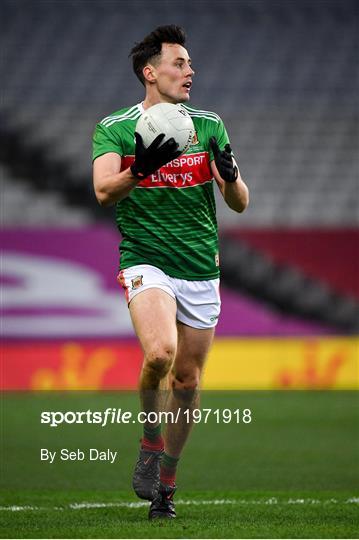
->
xmin=143 ymin=64 xmax=156 ymax=84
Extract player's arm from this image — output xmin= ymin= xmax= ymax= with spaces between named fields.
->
xmin=210 ymin=137 xmax=249 ymax=213
xmin=93 ymin=133 xmax=181 ymax=207
xmin=93 ymin=152 xmax=139 ymax=207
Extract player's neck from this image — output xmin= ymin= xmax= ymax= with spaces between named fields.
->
xmin=142 ymin=92 xmax=178 ymax=110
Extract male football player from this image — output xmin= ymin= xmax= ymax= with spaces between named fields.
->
xmin=92 ymin=25 xmax=249 ymax=520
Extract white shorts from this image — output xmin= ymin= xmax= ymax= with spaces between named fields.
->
xmin=117 ymin=264 xmax=221 ymax=329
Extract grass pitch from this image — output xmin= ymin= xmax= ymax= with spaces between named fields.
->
xmin=1 ymin=490 xmax=358 ymax=538
xmin=1 ymin=391 xmax=358 ymax=538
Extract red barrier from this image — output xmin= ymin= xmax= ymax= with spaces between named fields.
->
xmin=227 ymin=228 xmax=359 ymax=299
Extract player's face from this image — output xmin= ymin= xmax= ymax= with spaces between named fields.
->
xmin=150 ymin=43 xmax=194 ymax=103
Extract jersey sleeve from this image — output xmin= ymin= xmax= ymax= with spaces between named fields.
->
xmin=92 ymin=123 xmax=124 ymax=161
xmin=207 ymin=118 xmax=230 ymax=161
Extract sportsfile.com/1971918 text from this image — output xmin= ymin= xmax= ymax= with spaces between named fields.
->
xmin=40 ymin=408 xmax=252 ymax=428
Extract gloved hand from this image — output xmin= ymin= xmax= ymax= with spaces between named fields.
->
xmin=209 ymin=137 xmax=238 ymax=183
xmin=130 ymin=132 xmax=181 ymax=179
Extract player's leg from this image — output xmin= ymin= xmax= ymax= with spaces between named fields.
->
xmin=129 ymin=287 xmax=177 ymax=421
xmin=129 ymin=287 xmax=177 ymax=500
xmin=163 ymin=322 xmax=214 ymax=466
xmin=149 ymin=322 xmax=214 ymax=519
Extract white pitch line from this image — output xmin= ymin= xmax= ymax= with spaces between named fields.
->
xmin=0 ymin=497 xmax=358 ymax=512
xmin=70 ymin=499 xmax=237 ymax=510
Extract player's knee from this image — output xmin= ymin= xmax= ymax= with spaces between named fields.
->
xmin=145 ymin=347 xmax=175 ymax=379
xmin=172 ymin=374 xmax=199 ymax=406
xmin=172 ymin=370 xmax=200 ymax=392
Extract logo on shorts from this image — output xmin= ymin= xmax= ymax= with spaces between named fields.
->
xmin=131 ymin=275 xmax=143 ymax=289
xmin=210 ymin=315 xmax=219 ymax=322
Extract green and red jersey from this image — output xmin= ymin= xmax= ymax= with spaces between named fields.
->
xmin=92 ymin=103 xmax=230 ymax=280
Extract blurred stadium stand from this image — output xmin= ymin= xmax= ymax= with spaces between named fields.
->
xmin=1 ymin=164 xmax=91 ymax=226
xmin=1 ymin=0 xmax=358 ymax=335
xmin=1 ymin=0 xmax=358 ymax=226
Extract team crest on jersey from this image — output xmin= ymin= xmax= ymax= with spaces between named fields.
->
xmin=131 ymin=275 xmax=143 ymax=289
xmin=190 ymin=132 xmax=199 ymax=146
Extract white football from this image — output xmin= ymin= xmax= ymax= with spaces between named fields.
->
xmin=135 ymin=103 xmax=195 ymax=155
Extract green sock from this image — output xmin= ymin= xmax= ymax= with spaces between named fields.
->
xmin=143 ymin=423 xmax=162 ymax=442
xmin=161 ymin=452 xmax=179 ymax=469
xmin=160 ymin=452 xmax=179 ymax=486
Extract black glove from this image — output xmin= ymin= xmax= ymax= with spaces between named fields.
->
xmin=209 ymin=137 xmax=238 ymax=183
xmin=130 ymin=132 xmax=181 ymax=179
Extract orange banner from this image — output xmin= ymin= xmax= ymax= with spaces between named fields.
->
xmin=1 ymin=337 xmax=358 ymax=390
xmin=2 ymin=341 xmax=142 ymax=390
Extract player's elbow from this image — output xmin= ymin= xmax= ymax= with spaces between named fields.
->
xmin=227 ymin=191 xmax=249 ymax=213
xmin=230 ymin=202 xmax=247 ymax=213
xmin=95 ymin=190 xmax=114 ymax=207
xmin=237 ymin=193 xmax=249 ymax=213
xmin=237 ymin=184 xmax=249 ymax=213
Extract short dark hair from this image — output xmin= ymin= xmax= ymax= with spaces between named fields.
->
xmin=129 ymin=25 xmax=186 ymax=85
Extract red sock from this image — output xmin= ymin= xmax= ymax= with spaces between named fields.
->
xmin=160 ymin=466 xmax=176 ymax=487
xmin=160 ymin=453 xmax=179 ymax=487
xmin=141 ymin=435 xmax=164 ymax=452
